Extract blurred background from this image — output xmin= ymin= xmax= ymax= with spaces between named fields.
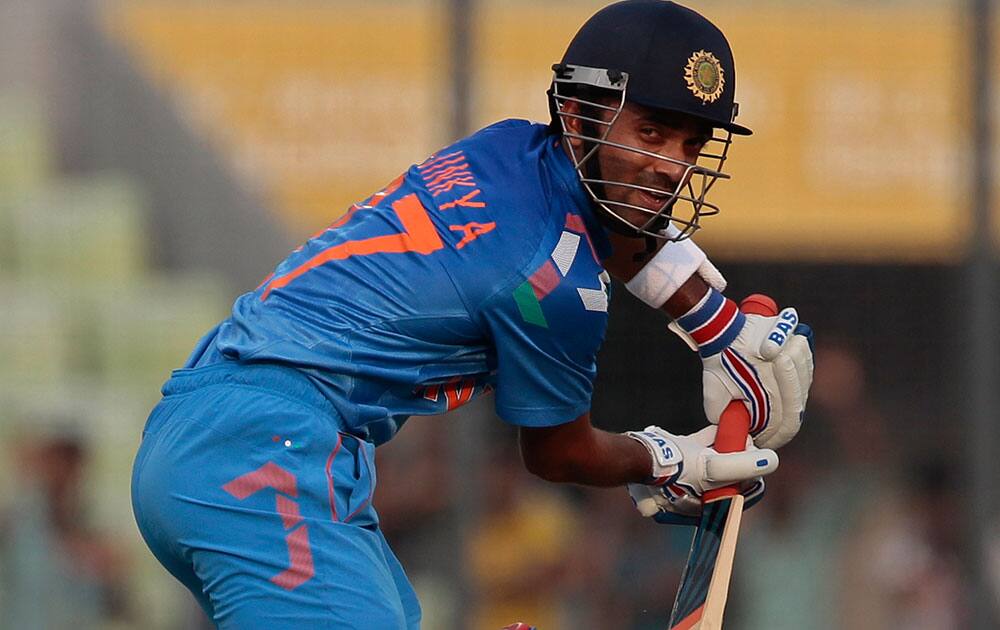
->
xmin=0 ymin=0 xmax=997 ymax=628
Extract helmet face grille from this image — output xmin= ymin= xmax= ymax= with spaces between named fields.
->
xmin=551 ymin=64 xmax=733 ymax=242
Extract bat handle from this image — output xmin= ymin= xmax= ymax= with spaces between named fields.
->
xmin=701 ymin=294 xmax=777 ymax=503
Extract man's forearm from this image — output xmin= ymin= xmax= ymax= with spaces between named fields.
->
xmin=558 ymin=428 xmax=652 ymax=486
xmin=662 ymin=273 xmax=710 ymax=319
xmin=519 ymin=415 xmax=652 ymax=487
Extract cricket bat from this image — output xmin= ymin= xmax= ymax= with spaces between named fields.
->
xmin=667 ymin=294 xmax=778 ymax=630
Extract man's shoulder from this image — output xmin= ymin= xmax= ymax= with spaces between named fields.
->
xmin=472 ymin=118 xmax=546 ymax=137
xmin=459 ymin=119 xmax=551 ymax=159
xmin=411 ymin=120 xmax=584 ymax=305
xmin=422 ymin=118 xmax=559 ymax=244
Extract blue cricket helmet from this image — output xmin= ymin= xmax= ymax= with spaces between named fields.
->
xmin=558 ymin=0 xmax=750 ymax=135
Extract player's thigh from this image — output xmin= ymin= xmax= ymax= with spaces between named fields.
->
xmin=377 ymin=527 xmax=422 ymax=630
xmin=132 ymin=396 xmax=218 ymax=619
xmin=132 ymin=386 xmax=410 ymax=629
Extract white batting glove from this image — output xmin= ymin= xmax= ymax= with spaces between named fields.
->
xmin=668 ymin=289 xmax=815 ymax=450
xmin=626 ymin=425 xmax=777 ymax=526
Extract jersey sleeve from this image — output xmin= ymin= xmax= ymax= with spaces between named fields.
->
xmin=478 ymin=254 xmax=610 ymax=427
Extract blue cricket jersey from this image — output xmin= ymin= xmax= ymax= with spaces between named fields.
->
xmin=184 ymin=120 xmax=614 ymax=444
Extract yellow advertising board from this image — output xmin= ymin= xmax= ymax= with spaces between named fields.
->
xmin=104 ymin=1 xmax=996 ymax=261
xmin=103 ymin=1 xmax=448 ymax=235
xmin=706 ymin=4 xmax=974 ymax=262
xmin=475 ymin=1 xmax=992 ymax=262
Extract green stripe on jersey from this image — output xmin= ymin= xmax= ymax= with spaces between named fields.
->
xmin=513 ymin=281 xmax=548 ymax=328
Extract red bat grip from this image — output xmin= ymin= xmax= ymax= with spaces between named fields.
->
xmin=701 ymin=294 xmax=777 ymax=503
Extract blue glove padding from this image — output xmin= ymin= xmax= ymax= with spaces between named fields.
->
xmin=794 ymin=322 xmax=815 ymax=353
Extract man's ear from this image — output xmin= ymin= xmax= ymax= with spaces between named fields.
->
xmin=558 ymin=100 xmax=586 ymax=150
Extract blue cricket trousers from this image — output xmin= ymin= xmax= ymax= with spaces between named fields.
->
xmin=131 ymin=363 xmax=421 ymax=629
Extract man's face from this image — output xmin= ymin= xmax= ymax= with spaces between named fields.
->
xmin=566 ymin=100 xmax=713 ymax=231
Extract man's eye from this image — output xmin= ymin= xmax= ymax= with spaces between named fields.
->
xmin=640 ymin=127 xmax=660 ymax=139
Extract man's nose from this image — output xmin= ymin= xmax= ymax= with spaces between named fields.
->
xmin=651 ymin=142 xmax=690 ymax=185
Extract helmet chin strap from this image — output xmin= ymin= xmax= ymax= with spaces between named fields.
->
xmin=634 ymin=213 xmax=674 ymax=262
xmin=633 ymin=234 xmax=661 ymax=263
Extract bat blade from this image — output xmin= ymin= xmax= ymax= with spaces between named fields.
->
xmin=667 ymin=493 xmax=745 ymax=630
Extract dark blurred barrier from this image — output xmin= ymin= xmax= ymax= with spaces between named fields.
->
xmin=598 ymin=264 xmax=965 ymax=446
xmin=965 ymin=0 xmax=998 ymax=627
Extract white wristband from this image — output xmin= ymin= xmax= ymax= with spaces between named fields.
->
xmin=626 ymin=218 xmax=732 ymax=307
xmin=697 ymin=257 xmax=728 ymax=293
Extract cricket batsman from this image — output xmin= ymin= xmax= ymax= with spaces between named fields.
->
xmin=131 ymin=1 xmax=814 ymax=627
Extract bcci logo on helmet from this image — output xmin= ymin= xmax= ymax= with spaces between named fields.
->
xmin=684 ymin=50 xmax=725 ymax=104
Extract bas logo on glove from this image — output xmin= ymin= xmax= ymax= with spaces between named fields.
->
xmin=633 ymin=430 xmax=676 ymax=465
xmin=764 ymin=309 xmax=799 ymax=352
